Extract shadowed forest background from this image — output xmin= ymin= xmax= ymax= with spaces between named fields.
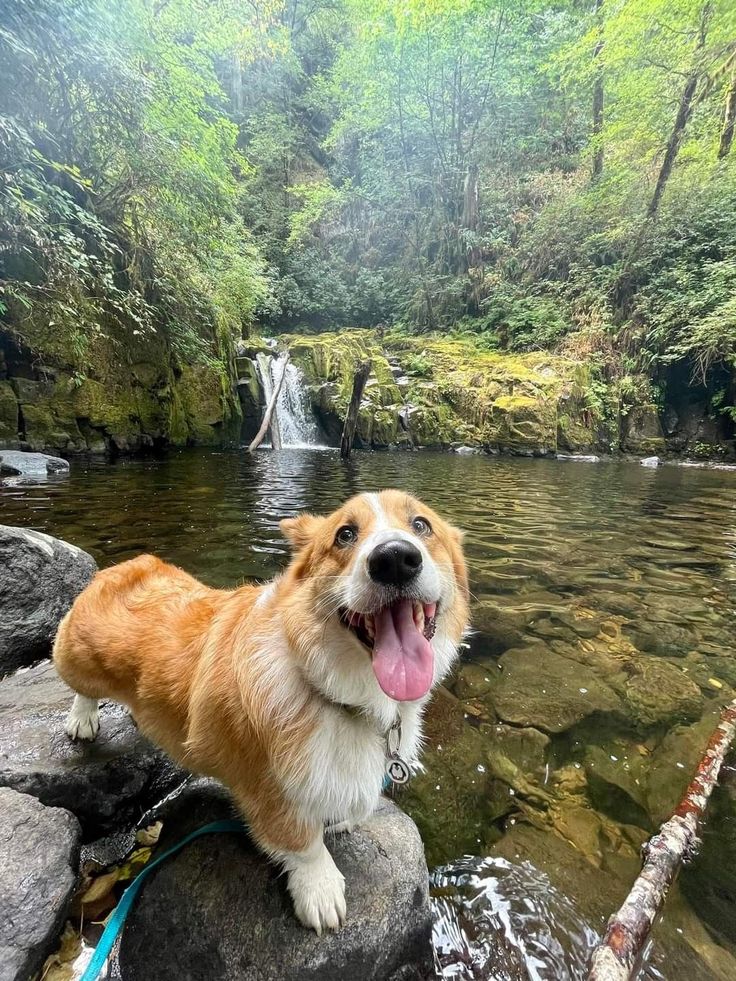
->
xmin=2 ymin=0 xmax=736 ymax=455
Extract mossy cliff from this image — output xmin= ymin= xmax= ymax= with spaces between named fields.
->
xmin=279 ymin=330 xmax=634 ymax=454
xmin=0 ymin=321 xmax=241 ymax=455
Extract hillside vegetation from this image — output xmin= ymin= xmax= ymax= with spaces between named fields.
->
xmin=1 ymin=0 xmax=736 ymax=452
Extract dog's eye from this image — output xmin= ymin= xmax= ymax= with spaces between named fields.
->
xmin=335 ymin=525 xmax=358 ymax=547
xmin=412 ymin=516 xmax=432 ymax=536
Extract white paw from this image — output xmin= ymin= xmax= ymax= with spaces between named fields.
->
xmin=287 ymin=846 xmax=346 ymax=935
xmin=325 ymin=819 xmax=354 ymax=836
xmin=64 ymin=695 xmax=100 ymax=742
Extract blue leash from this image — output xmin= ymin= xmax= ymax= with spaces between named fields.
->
xmin=80 ymin=818 xmax=245 ymax=981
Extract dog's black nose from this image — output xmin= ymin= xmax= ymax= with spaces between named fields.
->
xmin=368 ymin=540 xmax=422 ymax=587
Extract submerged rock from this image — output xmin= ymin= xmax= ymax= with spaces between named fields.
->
xmin=0 ymin=525 xmax=97 ymax=675
xmin=488 ymin=646 xmax=624 ymax=733
xmin=0 ymin=787 xmax=80 ymax=981
xmin=0 ymin=662 xmax=185 ymax=836
xmin=119 ymin=781 xmax=433 ymax=981
xmin=622 ymin=658 xmax=704 ymax=728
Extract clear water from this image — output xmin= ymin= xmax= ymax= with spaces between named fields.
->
xmin=2 ymin=448 xmax=736 ymax=979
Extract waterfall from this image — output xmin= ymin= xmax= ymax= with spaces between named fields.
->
xmin=254 ymin=351 xmax=321 ymax=448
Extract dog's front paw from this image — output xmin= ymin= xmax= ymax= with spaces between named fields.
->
xmin=287 ymin=845 xmax=346 ymax=935
xmin=64 ymin=695 xmax=100 ymax=742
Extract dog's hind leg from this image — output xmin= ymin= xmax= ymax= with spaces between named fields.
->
xmin=64 ymin=694 xmax=100 ymax=742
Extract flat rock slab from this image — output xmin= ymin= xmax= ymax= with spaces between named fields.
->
xmin=0 ymin=662 xmax=186 ymax=837
xmin=0 ymin=787 xmax=80 ymax=981
xmin=119 ymin=780 xmax=434 ymax=981
xmin=0 ymin=524 xmax=97 ymax=675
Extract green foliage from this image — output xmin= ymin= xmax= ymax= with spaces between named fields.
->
xmin=0 ymin=0 xmax=270 ymax=375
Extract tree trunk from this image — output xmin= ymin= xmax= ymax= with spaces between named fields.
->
xmin=591 ymin=0 xmax=604 ymax=179
xmin=248 ymin=353 xmax=290 ymax=454
xmin=588 ymin=695 xmax=736 ymax=981
xmin=647 ymin=2 xmax=713 ymax=218
xmin=718 ymin=69 xmax=736 ymax=158
xmin=340 ymin=360 xmax=371 ymax=460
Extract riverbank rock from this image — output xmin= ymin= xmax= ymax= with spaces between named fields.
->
xmin=119 ymin=780 xmax=434 ymax=981
xmin=0 ymin=787 xmax=80 ymax=981
xmin=0 ymin=525 xmax=97 ymax=675
xmin=0 ymin=662 xmax=185 ymax=836
xmin=0 ymin=450 xmax=69 ymax=481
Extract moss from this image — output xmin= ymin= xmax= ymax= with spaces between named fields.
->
xmin=0 ymin=382 xmax=19 ymax=438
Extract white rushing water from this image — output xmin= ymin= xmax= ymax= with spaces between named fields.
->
xmin=254 ymin=351 xmax=323 ymax=449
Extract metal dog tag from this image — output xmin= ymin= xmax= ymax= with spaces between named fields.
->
xmin=385 ymin=718 xmax=411 ymax=786
xmin=385 ymin=756 xmax=411 ymax=786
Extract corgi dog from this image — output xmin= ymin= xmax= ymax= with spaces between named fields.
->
xmin=53 ymin=490 xmax=469 ymax=933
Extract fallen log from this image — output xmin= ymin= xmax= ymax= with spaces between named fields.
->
xmin=588 ymin=696 xmax=736 ymax=981
xmin=340 ymin=359 xmax=371 ymax=460
xmin=248 ymin=352 xmax=289 ymax=454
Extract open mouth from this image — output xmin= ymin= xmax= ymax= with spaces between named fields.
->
xmin=339 ymin=599 xmax=438 ymax=702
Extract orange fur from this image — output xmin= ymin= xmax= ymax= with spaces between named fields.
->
xmin=53 ymin=490 xmax=468 ymax=861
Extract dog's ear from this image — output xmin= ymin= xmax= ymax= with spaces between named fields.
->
xmin=280 ymin=514 xmax=325 ymax=550
xmin=446 ymin=523 xmax=469 ymax=601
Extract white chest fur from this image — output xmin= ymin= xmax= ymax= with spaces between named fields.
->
xmin=285 ymin=703 xmax=424 ymax=826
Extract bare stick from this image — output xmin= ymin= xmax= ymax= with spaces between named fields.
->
xmin=340 ymin=359 xmax=371 ymax=460
xmin=248 ymin=352 xmax=290 ymax=454
xmin=588 ymin=696 xmax=736 ymax=981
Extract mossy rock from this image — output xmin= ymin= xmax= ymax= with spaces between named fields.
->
xmin=0 ymin=382 xmax=19 ymax=438
xmin=622 ymin=659 xmax=704 ymax=729
xmin=623 ymin=404 xmax=666 ymax=454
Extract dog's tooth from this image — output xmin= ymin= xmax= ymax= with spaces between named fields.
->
xmin=413 ymin=601 xmax=424 ymax=632
xmin=365 ymin=615 xmax=375 ymax=640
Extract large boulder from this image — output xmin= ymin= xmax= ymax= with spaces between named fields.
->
xmin=0 ymin=662 xmax=186 ymax=836
xmin=0 ymin=787 xmax=80 ymax=981
xmin=0 ymin=450 xmax=69 ymax=482
xmin=119 ymin=780 xmax=434 ymax=981
xmin=0 ymin=525 xmax=97 ymax=675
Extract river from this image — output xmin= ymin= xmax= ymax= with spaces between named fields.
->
xmin=2 ymin=448 xmax=735 ymax=980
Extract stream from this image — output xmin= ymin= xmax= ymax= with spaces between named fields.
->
xmin=2 ymin=448 xmax=736 ymax=980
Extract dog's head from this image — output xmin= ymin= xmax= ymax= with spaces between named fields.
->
xmin=280 ymin=490 xmax=468 ymax=702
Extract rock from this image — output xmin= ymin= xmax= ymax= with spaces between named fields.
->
xmin=0 ymin=449 xmax=69 ymax=482
xmin=622 ymin=659 xmax=704 ymax=728
xmin=640 ymin=455 xmax=662 ymax=467
xmin=556 ymin=454 xmax=600 ymax=463
xmin=623 ymin=404 xmax=666 ymax=455
xmin=624 ymin=621 xmax=696 ymax=657
xmin=0 ymin=787 xmax=80 ymax=981
xmin=452 ymin=445 xmax=480 ymax=455
xmin=470 ymin=600 xmax=528 ymax=655
xmin=451 ymin=662 xmax=497 ymax=699
xmin=119 ymin=781 xmax=433 ymax=981
xmin=584 ymin=744 xmax=650 ymax=828
xmin=489 ymin=646 xmax=624 ymax=733
xmin=0 ymin=662 xmax=186 ymax=836
xmin=0 ymin=525 xmax=97 ymax=675
xmin=645 ymin=709 xmax=720 ymax=825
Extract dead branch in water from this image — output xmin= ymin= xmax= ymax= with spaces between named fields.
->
xmin=248 ymin=352 xmax=289 ymax=453
xmin=588 ymin=696 xmax=736 ymax=981
xmin=340 ymin=359 xmax=371 ymax=460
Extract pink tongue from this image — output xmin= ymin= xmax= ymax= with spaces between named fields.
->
xmin=371 ymin=599 xmax=434 ymax=701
